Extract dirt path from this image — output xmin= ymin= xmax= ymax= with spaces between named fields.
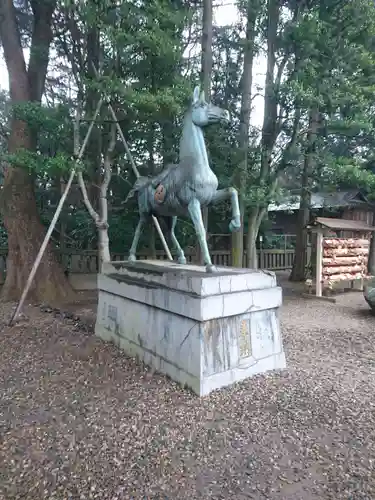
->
xmin=0 ymin=288 xmax=374 ymax=499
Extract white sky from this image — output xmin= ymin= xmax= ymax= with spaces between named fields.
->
xmin=0 ymin=2 xmax=265 ymax=127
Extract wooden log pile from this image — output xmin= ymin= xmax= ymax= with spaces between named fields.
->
xmin=322 ymin=238 xmax=369 ymax=286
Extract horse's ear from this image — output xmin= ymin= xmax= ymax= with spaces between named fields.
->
xmin=193 ymin=86 xmax=200 ymax=103
xmin=200 ymin=90 xmax=205 ymax=102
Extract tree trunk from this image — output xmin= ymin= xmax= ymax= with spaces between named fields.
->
xmin=98 ymin=227 xmax=111 ymax=270
xmin=246 ymin=211 xmax=259 ymax=268
xmin=2 ymin=163 xmax=74 ymax=303
xmin=78 ymin=122 xmax=115 ymax=271
xmin=147 ymin=120 xmax=157 ymax=258
xmin=200 ymin=0 xmax=212 ymax=99
xmin=97 ymin=184 xmax=111 ymax=271
xmin=199 ymin=0 xmax=213 ymax=264
xmin=79 ymin=162 xmax=112 ymax=272
xmin=289 ymin=183 xmax=310 ymax=281
xmin=86 ymin=24 xmax=101 ymax=220
xmin=246 ymin=207 xmax=266 ymax=268
xmin=0 ymin=0 xmax=74 ymax=302
xmin=244 ymin=1 xmax=302 ymax=266
xmin=59 ymin=176 xmax=67 ymax=251
xmin=231 ymin=198 xmax=244 ymax=267
xmin=242 ymin=0 xmax=280 ymax=268
xmin=290 ymin=108 xmax=319 ymax=282
xmin=368 ymin=211 xmax=375 ymax=275
xmin=232 ymin=0 xmax=259 ymax=267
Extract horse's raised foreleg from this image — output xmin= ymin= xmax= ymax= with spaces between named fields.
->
xmin=168 ymin=216 xmax=187 ymax=265
xmin=210 ymin=187 xmax=241 ymax=233
xmin=188 ymin=198 xmax=216 ymax=273
xmin=128 ymin=214 xmax=146 ymax=262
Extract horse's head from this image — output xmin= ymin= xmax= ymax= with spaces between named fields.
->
xmin=190 ymin=86 xmax=230 ymax=127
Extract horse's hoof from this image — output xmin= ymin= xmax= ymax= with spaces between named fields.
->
xmin=128 ymin=254 xmax=136 ymax=263
xmin=205 ymin=264 xmax=217 ymax=273
xmin=229 ymin=217 xmax=241 ymax=232
xmin=177 ymin=256 xmax=187 ymax=265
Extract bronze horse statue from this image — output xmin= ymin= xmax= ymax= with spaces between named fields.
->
xmin=126 ymin=86 xmax=241 ymax=272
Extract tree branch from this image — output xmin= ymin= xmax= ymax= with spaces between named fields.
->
xmin=272 ymin=107 xmax=302 ymax=176
xmin=27 ymin=0 xmax=57 ymax=102
xmin=99 ymin=124 xmax=116 ymax=224
xmin=77 ymin=172 xmax=100 ymax=223
xmin=259 ymin=0 xmax=280 ymax=182
xmin=274 ymin=51 xmax=289 ymax=93
xmin=74 ymin=109 xmax=100 ymax=224
xmin=0 ymin=0 xmax=29 ymax=102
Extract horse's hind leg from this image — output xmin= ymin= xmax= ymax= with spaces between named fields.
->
xmin=128 ymin=214 xmax=146 ymax=262
xmin=170 ymin=216 xmax=186 ymax=265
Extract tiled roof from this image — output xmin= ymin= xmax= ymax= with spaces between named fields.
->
xmin=268 ymin=190 xmax=369 ymax=212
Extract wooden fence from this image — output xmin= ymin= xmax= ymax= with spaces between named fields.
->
xmin=0 ymin=247 xmax=295 ymax=283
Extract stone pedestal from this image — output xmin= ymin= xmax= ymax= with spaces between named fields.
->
xmin=95 ymin=260 xmax=286 ymax=396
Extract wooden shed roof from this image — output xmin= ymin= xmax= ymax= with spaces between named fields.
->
xmin=307 ymin=217 xmax=375 ymax=232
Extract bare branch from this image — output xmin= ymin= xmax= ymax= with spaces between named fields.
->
xmin=77 ymin=170 xmax=100 ymax=223
xmin=74 ymin=108 xmax=100 ymax=224
xmin=28 ymin=0 xmax=57 ymax=102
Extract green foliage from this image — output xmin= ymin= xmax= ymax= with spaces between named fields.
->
xmin=322 ymin=156 xmax=375 ymax=196
xmin=262 ymin=0 xmax=375 ymax=209
xmin=3 ymin=0 xmax=375 ymax=254
xmin=4 ymin=149 xmax=74 ymax=174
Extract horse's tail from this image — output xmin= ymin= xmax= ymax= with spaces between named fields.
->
xmin=124 ymin=176 xmax=150 ymax=203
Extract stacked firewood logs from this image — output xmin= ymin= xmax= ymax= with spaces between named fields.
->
xmin=322 ymin=238 xmax=369 ymax=286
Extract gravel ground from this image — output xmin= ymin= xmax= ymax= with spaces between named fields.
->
xmin=0 ymin=287 xmax=374 ymax=499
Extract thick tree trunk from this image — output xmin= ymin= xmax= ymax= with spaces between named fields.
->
xmin=232 ymin=0 xmax=258 ymax=267
xmin=98 ymin=227 xmax=111 ymax=270
xmin=2 ymin=163 xmax=74 ymax=303
xmin=86 ymin=24 xmax=101 ymax=219
xmin=200 ymin=0 xmax=212 ymax=98
xmin=199 ymin=0 xmax=213 ymax=263
xmin=246 ymin=207 xmax=265 ymax=269
xmin=0 ymin=0 xmax=74 ymax=302
xmin=147 ymin=121 xmax=157 ymax=258
xmin=368 ymin=211 xmax=375 ymax=275
xmin=246 ymin=212 xmax=259 ymax=269
xmin=231 ymin=199 xmax=244 ymax=267
xmin=290 ymin=108 xmax=319 ymax=282
xmin=289 ymin=180 xmax=310 ymax=281
xmin=97 ymin=191 xmax=111 ymax=271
